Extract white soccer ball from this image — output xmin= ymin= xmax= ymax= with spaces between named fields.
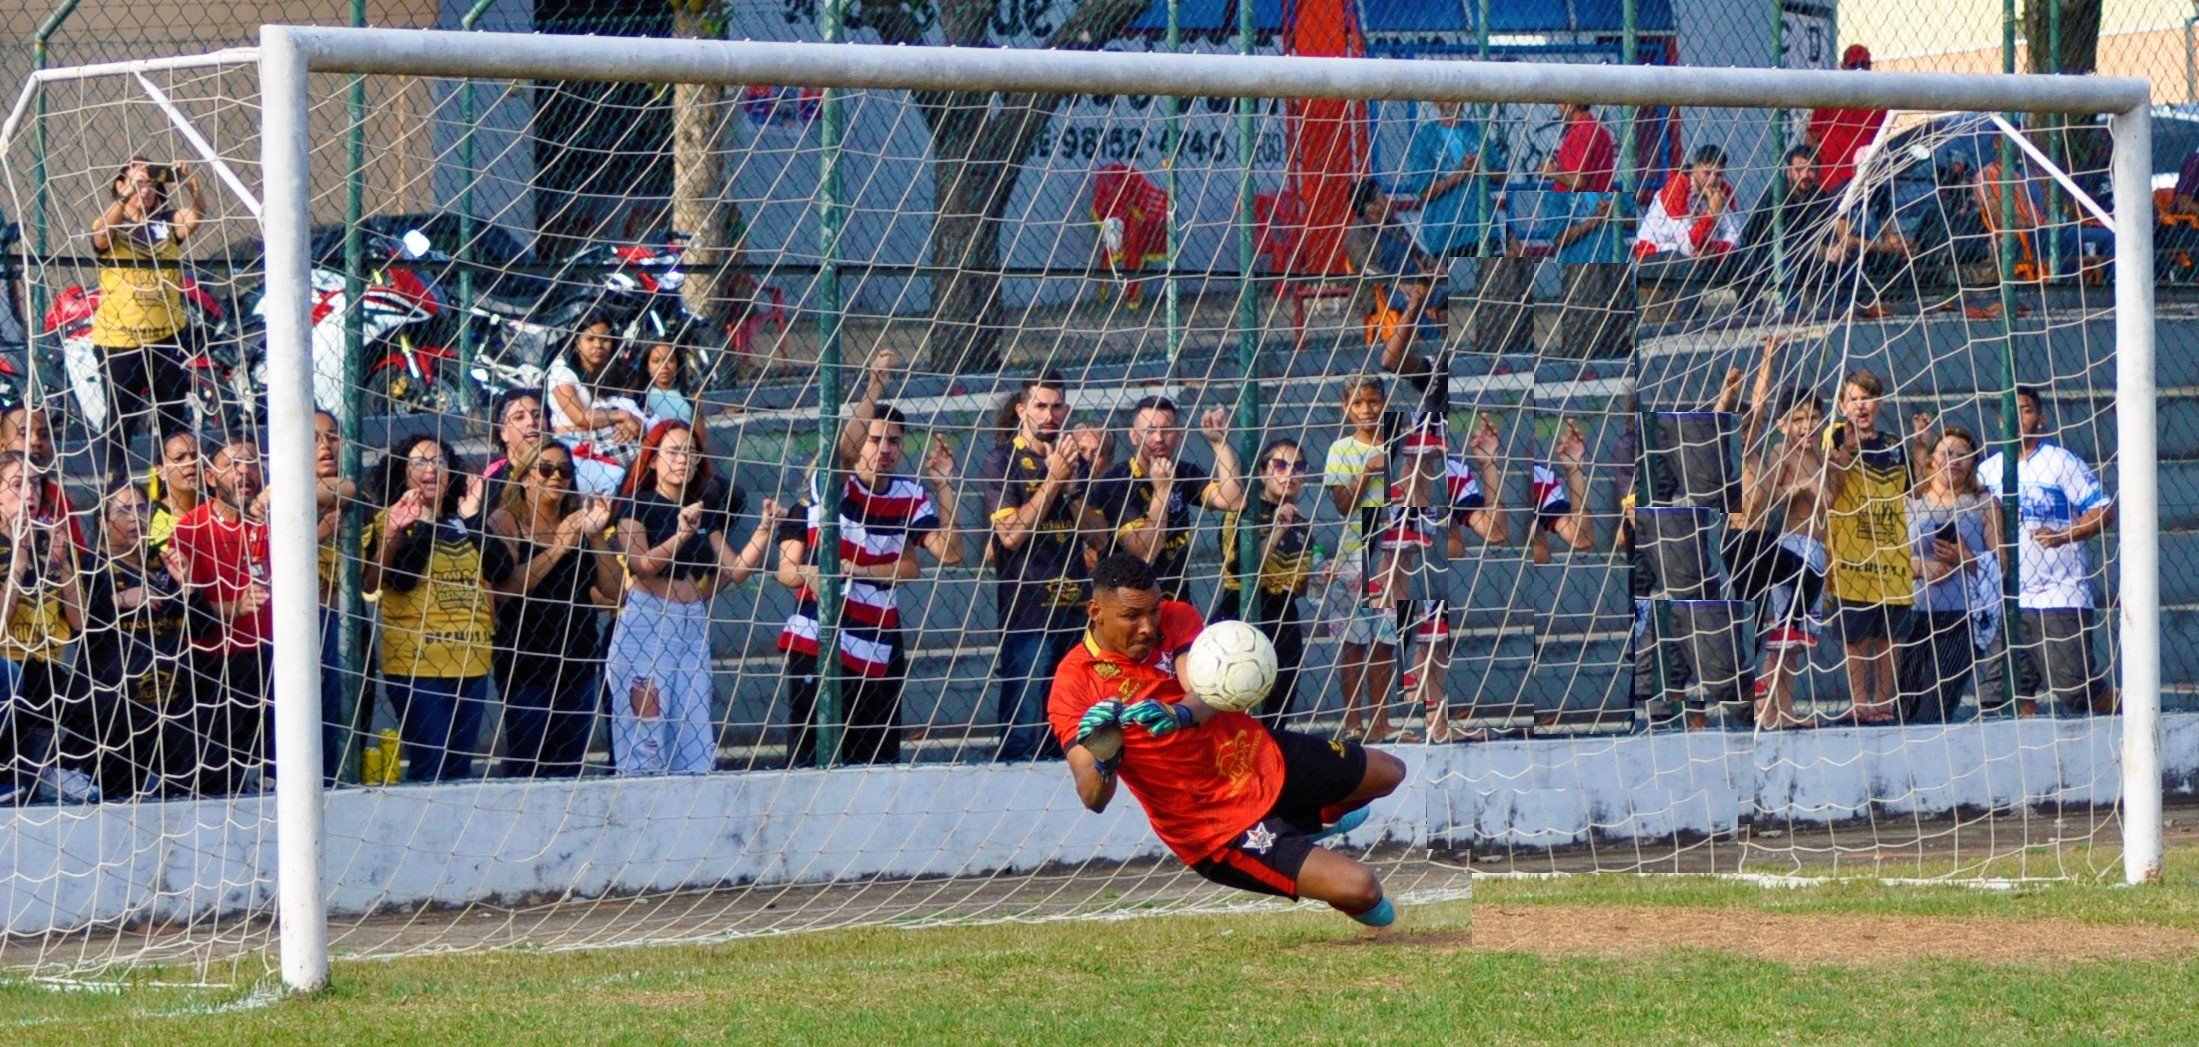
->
xmin=1179 ymin=620 xmax=1279 ymax=713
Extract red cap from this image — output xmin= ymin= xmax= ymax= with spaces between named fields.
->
xmin=1842 ymin=44 xmax=1872 ymax=70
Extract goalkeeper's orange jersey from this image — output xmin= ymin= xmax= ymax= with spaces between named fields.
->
xmin=1049 ymin=633 xmax=1284 ymax=864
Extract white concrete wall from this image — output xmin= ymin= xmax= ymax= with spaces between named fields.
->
xmin=3 ymin=713 xmax=2190 ymax=936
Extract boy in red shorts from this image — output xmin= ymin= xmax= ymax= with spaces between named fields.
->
xmin=1049 ymin=554 xmax=1406 ymax=925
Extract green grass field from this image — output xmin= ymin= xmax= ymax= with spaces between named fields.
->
xmin=9 ymin=846 xmax=2199 ymax=1046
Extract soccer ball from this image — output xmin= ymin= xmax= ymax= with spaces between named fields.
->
xmin=1179 ymin=621 xmax=1279 ymax=713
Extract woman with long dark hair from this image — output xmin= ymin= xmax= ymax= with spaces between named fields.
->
xmin=363 ymin=435 xmax=509 ymax=782
xmin=545 ymin=312 xmax=645 ymax=494
xmin=0 ymin=452 xmax=89 ymax=802
xmin=487 ymin=439 xmax=619 ymax=777
xmin=608 ymin=420 xmax=779 ymax=775
xmin=79 ymin=480 xmax=187 ymax=797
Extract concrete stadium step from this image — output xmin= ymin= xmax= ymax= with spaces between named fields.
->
xmin=1525 ymin=632 xmax=1635 ymax=723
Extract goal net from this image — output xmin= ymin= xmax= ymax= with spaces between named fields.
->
xmin=0 ymin=28 xmax=2160 ymax=986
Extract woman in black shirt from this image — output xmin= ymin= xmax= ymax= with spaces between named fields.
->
xmin=608 ymin=420 xmax=780 ymax=775
xmin=80 ymin=482 xmax=186 ymax=796
xmin=486 ymin=439 xmax=621 ymax=777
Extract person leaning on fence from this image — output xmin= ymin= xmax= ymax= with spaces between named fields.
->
xmin=1901 ymin=422 xmax=2001 ymax=724
xmin=1719 ymin=339 xmax=1830 ymax=730
xmin=487 ymin=439 xmax=621 ymax=779
xmin=363 ymin=436 xmax=511 ymax=783
xmin=89 ymin=157 xmax=207 ymax=487
xmin=0 ymin=452 xmax=90 ymax=804
xmin=777 ymin=378 xmax=961 ymax=767
xmin=612 ymin=420 xmax=778 ymax=776
xmin=545 ymin=311 xmax=645 ymax=494
xmin=980 ymin=370 xmax=1114 ymax=763
xmin=1975 ymin=386 xmax=2117 ymax=716
xmin=1322 ymin=376 xmax=1402 ymax=744
xmin=1821 ymin=369 xmax=1917 ymax=725
xmin=78 ymin=480 xmax=188 ymax=800
xmin=167 ymin=436 xmax=272 ymax=795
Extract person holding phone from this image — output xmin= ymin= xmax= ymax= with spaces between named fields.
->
xmin=90 ymin=157 xmax=207 ymax=487
xmin=1902 ymin=423 xmax=2000 ymax=723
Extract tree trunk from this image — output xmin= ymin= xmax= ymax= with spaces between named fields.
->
xmin=864 ymin=0 xmax=1153 ymax=374
xmin=2022 ymin=0 xmax=2107 ymax=227
xmin=672 ymin=0 xmax=736 ymax=333
xmin=2023 ymin=0 xmax=2102 ymax=76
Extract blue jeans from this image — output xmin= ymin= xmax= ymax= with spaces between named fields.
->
xmin=994 ymin=628 xmax=1079 ymax=762
xmin=386 ymin=675 xmax=491 ymax=783
xmin=319 ymin=608 xmax=350 ymax=785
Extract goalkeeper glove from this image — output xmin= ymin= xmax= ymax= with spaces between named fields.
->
xmin=1075 ymin=699 xmax=1126 ymax=772
xmin=1121 ymin=698 xmax=1196 ymax=738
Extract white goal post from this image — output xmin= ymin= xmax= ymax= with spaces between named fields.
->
xmin=252 ymin=24 xmax=2161 ymax=993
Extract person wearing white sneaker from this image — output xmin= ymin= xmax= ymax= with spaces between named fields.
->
xmin=0 ymin=452 xmax=88 ymax=802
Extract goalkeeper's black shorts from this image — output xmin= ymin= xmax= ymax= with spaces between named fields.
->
xmin=1190 ymin=731 xmax=1367 ymax=900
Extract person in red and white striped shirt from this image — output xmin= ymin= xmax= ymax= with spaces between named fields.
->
xmin=776 ymin=350 xmax=964 ymax=766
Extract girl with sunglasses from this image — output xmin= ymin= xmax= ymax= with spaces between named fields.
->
xmin=486 ymin=439 xmax=622 ymax=777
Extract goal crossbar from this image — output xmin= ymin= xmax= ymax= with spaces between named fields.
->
xmin=250 ymin=24 xmax=2163 ymax=994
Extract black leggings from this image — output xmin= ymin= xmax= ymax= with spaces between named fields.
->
xmin=782 ymin=646 xmax=907 ymax=768
xmin=100 ymin=341 xmax=193 ymax=486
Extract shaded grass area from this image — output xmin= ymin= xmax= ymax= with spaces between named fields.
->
xmin=7 ymin=845 xmax=2199 ymax=1046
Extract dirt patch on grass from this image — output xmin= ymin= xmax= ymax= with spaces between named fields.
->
xmin=1441 ymin=906 xmax=2199 ymax=966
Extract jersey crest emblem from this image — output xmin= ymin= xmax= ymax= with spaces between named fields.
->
xmin=1215 ymin=729 xmax=1257 ymax=786
xmin=1092 ymin=662 xmax=1121 ymax=680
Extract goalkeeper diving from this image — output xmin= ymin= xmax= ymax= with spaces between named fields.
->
xmin=1048 ymin=554 xmax=1406 ymax=927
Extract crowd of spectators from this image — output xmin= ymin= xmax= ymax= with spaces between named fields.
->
xmin=0 ymin=74 xmax=2129 ymax=802
xmin=1693 ymin=338 xmax=2114 ymax=730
